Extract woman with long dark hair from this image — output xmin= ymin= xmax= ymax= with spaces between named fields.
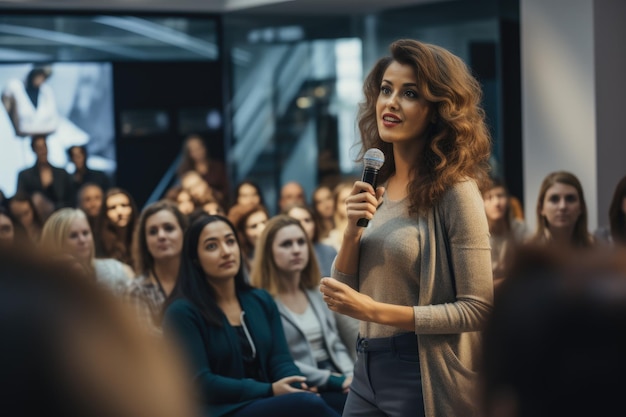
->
xmin=162 ymin=215 xmax=339 ymax=417
xmin=94 ymin=187 xmax=138 ymax=267
xmin=8 ymin=191 xmax=44 ymax=243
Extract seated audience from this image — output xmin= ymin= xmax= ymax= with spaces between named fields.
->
xmin=181 ymin=170 xmax=215 ymax=207
xmin=251 ymin=215 xmax=354 ymax=414
xmin=508 ymin=194 xmax=525 ymax=220
xmin=67 ymin=144 xmax=110 ymax=194
xmin=128 ymin=200 xmax=188 ymax=332
xmin=282 ymin=203 xmax=359 ymax=359
xmin=76 ymin=182 xmax=104 ymax=232
xmin=94 ymin=187 xmax=138 ymax=267
xmin=234 ymin=179 xmax=266 ymax=210
xmin=166 ymin=185 xmax=196 ymax=216
xmin=481 ymin=245 xmax=626 ymax=417
xmin=311 ymin=184 xmax=335 ymax=239
xmin=278 ymin=181 xmax=306 ymax=213
xmin=529 ymin=171 xmax=594 ymax=248
xmin=40 ymin=208 xmax=132 ymax=295
xmin=16 ymin=134 xmax=73 ymax=210
xmin=202 ymin=198 xmax=225 ymax=215
xmin=187 ymin=198 xmax=226 ymax=225
xmin=162 ymin=215 xmax=340 ymax=417
xmin=283 ymin=202 xmax=337 ymax=277
xmin=322 ymin=181 xmax=353 ymax=251
xmin=0 ymin=206 xmax=27 ymax=248
xmin=228 ymin=203 xmax=270 ymax=275
xmin=483 ymin=178 xmax=529 ymax=287
xmin=8 ymin=192 xmax=43 ymax=243
xmin=234 ymin=180 xmax=266 ymax=210
xmin=0 ymin=247 xmax=197 ymax=417
xmin=177 ymin=133 xmax=229 ymax=205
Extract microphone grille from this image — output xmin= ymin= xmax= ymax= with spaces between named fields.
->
xmin=363 ymin=148 xmax=385 ymax=170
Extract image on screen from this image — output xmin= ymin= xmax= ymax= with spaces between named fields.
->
xmin=0 ymin=62 xmax=115 ymax=197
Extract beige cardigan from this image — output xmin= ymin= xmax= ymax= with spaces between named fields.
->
xmin=415 ymin=179 xmax=493 ymax=416
xmin=334 ymin=180 xmax=493 ymax=417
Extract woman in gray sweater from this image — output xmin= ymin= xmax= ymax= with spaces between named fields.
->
xmin=320 ymin=39 xmax=493 ymax=417
xmin=251 ymin=215 xmax=354 ymax=415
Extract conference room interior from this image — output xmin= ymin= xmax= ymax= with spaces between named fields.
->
xmin=0 ymin=0 xmax=623 ymax=237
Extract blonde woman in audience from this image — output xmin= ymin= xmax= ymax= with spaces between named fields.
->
xmin=162 ymin=215 xmax=340 ymax=417
xmin=531 ymin=171 xmax=594 ymax=249
xmin=40 ymin=208 xmax=132 ymax=295
xmin=251 ymin=215 xmax=353 ymax=415
xmin=312 ymin=184 xmax=335 ymax=239
xmin=483 ymin=178 xmax=528 ymax=287
xmin=322 ymin=181 xmax=353 ymax=251
xmin=128 ymin=200 xmax=188 ymax=332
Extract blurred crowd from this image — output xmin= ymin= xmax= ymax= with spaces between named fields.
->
xmin=1 ymin=131 xmax=626 ymax=417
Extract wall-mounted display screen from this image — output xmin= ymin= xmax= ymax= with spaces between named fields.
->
xmin=0 ymin=62 xmax=115 ymax=197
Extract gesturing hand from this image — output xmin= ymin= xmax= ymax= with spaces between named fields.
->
xmin=320 ymin=277 xmax=376 ymax=322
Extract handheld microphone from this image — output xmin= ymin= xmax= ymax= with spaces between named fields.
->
xmin=357 ymin=148 xmax=385 ymax=227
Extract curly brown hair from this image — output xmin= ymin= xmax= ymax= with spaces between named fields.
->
xmin=357 ymin=39 xmax=491 ymax=214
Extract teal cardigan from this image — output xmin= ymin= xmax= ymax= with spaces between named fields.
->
xmin=163 ymin=288 xmax=302 ymax=417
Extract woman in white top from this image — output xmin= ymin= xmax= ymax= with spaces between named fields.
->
xmin=40 ymin=207 xmax=132 ymax=295
xmin=251 ymin=215 xmax=354 ymax=415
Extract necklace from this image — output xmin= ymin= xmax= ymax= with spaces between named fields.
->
xmin=151 ymin=268 xmax=167 ymax=298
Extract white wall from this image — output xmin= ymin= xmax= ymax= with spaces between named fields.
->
xmin=521 ymin=0 xmax=597 ymax=232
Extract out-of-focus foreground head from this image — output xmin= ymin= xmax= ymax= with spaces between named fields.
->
xmin=481 ymin=245 xmax=626 ymax=417
xmin=0 ymin=247 xmax=197 ymax=417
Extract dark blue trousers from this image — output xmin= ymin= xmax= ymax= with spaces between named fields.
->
xmin=229 ymin=391 xmax=340 ymax=417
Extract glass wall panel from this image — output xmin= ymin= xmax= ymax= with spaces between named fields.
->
xmin=0 ymin=14 xmax=219 ymax=62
